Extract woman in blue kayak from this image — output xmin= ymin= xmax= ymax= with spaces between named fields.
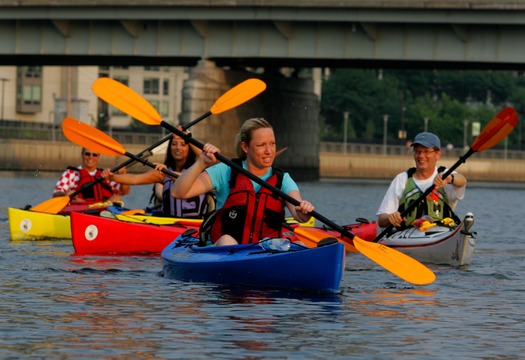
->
xmin=102 ymin=130 xmax=213 ymax=219
xmin=171 ymin=117 xmax=314 ymax=246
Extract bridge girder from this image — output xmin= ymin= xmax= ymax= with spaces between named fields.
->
xmin=1 ymin=3 xmax=525 ymax=69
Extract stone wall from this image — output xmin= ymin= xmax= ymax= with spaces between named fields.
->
xmin=320 ymin=152 xmax=525 ymax=182
xmin=0 ymin=139 xmax=163 ymax=173
xmin=2 ymin=139 xmax=524 ymax=182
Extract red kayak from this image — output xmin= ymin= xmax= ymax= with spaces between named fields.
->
xmin=71 ymin=212 xmax=200 ymax=255
xmin=71 ymin=210 xmax=377 ymax=256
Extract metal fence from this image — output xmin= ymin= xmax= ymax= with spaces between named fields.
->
xmin=0 ymin=122 xmax=163 ymax=145
xmin=320 ymin=142 xmax=525 ymax=160
xmin=1 ymin=122 xmax=524 ymax=160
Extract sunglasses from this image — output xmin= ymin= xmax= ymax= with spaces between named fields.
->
xmin=83 ymin=152 xmax=99 ymax=157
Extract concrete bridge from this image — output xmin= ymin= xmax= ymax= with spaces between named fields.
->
xmin=3 ymin=1 xmax=525 ymax=68
xmin=2 ymin=0 xmax=524 ymax=179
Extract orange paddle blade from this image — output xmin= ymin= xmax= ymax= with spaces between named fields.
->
xmin=294 ymin=227 xmax=358 ymax=252
xmin=121 ymin=209 xmax=146 ymax=215
xmin=93 ymin=78 xmax=162 ymax=125
xmin=210 ymin=78 xmax=266 ymax=114
xmin=472 ymin=107 xmax=518 ymax=152
xmin=62 ymin=117 xmax=125 ymax=156
xmin=353 ymin=238 xmax=436 ymax=285
xmin=31 ymin=196 xmax=70 ymax=214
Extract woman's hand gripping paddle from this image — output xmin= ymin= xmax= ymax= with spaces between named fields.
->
xmin=95 ymin=85 xmax=437 ymax=285
xmin=30 ymin=78 xmax=266 ymax=214
xmin=374 ymin=107 xmax=518 ymax=243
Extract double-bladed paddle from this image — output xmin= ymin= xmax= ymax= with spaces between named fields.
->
xmin=93 ymin=83 xmax=436 ymax=285
xmin=62 ymin=117 xmax=182 ymax=176
xmin=92 ymin=77 xmax=266 ymax=127
xmin=374 ymin=107 xmax=518 ymax=243
xmin=30 ymin=78 xmax=267 ymax=214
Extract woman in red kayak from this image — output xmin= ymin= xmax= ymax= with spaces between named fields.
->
xmin=171 ymin=117 xmax=314 ymax=246
xmin=102 ymin=130 xmax=213 ymax=219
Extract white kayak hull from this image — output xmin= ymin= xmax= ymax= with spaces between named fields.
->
xmin=378 ymin=213 xmax=476 ymax=266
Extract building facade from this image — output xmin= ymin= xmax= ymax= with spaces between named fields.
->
xmin=0 ymin=65 xmax=188 ymax=131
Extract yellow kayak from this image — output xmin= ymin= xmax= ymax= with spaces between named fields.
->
xmin=8 ymin=202 xmax=109 ymax=241
xmin=8 ymin=207 xmax=72 ymax=241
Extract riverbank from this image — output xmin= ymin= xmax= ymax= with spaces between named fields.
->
xmin=320 ymin=152 xmax=525 ymax=182
xmin=1 ymin=139 xmax=524 ymax=182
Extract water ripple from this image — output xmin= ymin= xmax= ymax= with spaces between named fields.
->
xmin=1 ymin=175 xmax=524 ymax=358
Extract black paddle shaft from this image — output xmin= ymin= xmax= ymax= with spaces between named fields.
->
xmin=119 ymin=116 xmax=203 ymax=168
xmin=373 ymin=147 xmax=476 ymax=242
xmin=66 ymin=134 xmax=174 ymax=199
xmin=160 ymin=120 xmax=358 ymax=242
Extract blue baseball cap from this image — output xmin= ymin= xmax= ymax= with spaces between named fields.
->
xmin=411 ymin=132 xmax=441 ymax=149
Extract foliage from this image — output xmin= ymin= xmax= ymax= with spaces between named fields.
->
xmin=321 ymin=69 xmax=523 ymax=149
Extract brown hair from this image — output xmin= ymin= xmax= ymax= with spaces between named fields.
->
xmin=234 ymin=118 xmax=273 ymax=160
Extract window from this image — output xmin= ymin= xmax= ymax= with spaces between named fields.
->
xmin=16 ymin=66 xmax=43 ymax=113
xmin=22 ymin=85 xmax=41 ymax=105
xmin=114 ymin=76 xmax=129 ymax=86
xmin=163 ymin=79 xmax=169 ymax=96
xmin=25 ymin=66 xmax=42 ymax=78
xmin=150 ymin=100 xmax=159 ymax=113
xmin=144 ymin=78 xmax=159 ymax=95
xmin=160 ymin=101 xmax=169 ymax=118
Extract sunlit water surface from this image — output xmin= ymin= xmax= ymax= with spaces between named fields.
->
xmin=1 ymin=171 xmax=524 ymax=359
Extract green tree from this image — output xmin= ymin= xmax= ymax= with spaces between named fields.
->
xmin=321 ymin=68 xmax=524 ymax=149
xmin=321 ymin=69 xmax=402 ymax=142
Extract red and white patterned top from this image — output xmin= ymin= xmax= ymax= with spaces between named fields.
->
xmin=53 ymin=166 xmax=121 ymax=195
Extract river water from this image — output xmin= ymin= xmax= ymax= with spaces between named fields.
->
xmin=1 ymin=171 xmax=524 ymax=359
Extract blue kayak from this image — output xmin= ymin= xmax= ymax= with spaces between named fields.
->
xmin=161 ymin=231 xmax=346 ymax=294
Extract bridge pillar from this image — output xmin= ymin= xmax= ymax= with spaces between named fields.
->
xmin=181 ymin=60 xmax=319 ymax=181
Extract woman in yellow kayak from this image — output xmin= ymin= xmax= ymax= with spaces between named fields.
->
xmin=53 ymin=147 xmax=130 ymax=204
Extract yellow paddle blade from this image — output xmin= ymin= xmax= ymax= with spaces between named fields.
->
xmin=284 ymin=215 xmax=315 ymax=227
xmin=294 ymin=227 xmax=358 ymax=252
xmin=92 ymin=78 xmax=162 ymax=125
xmin=353 ymin=238 xmax=436 ymax=285
xmin=210 ymin=78 xmax=266 ymax=114
xmin=472 ymin=107 xmax=518 ymax=152
xmin=62 ymin=117 xmax=126 ymax=156
xmin=31 ymin=196 xmax=70 ymax=214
